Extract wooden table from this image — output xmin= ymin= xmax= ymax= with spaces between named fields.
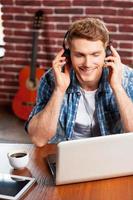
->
xmin=1 ymin=143 xmax=133 ymax=200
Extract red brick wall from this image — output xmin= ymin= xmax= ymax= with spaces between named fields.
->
xmin=0 ymin=0 xmax=133 ymax=105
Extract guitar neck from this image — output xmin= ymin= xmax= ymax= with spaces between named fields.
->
xmin=30 ymin=31 xmax=39 ymax=83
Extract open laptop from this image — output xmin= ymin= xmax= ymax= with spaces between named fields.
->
xmin=47 ymin=132 xmax=133 ymax=185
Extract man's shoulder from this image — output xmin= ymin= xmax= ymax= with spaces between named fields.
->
xmin=122 ymin=64 xmax=133 ymax=77
xmin=42 ymin=68 xmax=54 ymax=80
xmin=122 ymin=64 xmax=133 ymax=92
xmin=37 ymin=68 xmax=55 ymax=93
xmin=41 ymin=68 xmax=55 ymax=86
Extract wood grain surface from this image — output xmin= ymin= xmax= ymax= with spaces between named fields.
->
xmin=1 ymin=143 xmax=133 ymax=200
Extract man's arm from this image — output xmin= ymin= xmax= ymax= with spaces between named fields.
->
xmin=28 ymin=49 xmax=70 ymax=147
xmin=28 ymin=88 xmax=65 ymax=147
xmin=105 ymin=46 xmax=133 ymax=132
xmin=113 ymin=85 xmax=133 ymax=132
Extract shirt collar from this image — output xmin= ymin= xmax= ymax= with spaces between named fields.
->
xmin=98 ymin=68 xmax=113 ymax=94
xmin=66 ymin=68 xmax=80 ymax=94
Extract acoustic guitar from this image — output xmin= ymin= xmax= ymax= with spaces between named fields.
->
xmin=12 ymin=10 xmax=44 ymax=120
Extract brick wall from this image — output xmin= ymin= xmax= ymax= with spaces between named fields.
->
xmin=0 ymin=0 xmax=133 ymax=105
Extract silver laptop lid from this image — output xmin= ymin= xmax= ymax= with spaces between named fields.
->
xmin=56 ymin=133 xmax=133 ymax=185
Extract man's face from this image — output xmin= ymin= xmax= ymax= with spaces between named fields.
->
xmin=70 ymin=38 xmax=106 ymax=90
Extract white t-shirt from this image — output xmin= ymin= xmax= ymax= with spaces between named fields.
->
xmin=72 ymin=88 xmax=100 ymax=139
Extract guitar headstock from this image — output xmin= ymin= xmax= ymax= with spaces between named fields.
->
xmin=33 ymin=10 xmax=44 ymax=29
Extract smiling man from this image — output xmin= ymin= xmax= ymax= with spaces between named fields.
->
xmin=25 ymin=18 xmax=133 ymax=147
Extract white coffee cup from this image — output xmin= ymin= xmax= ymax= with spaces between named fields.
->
xmin=7 ymin=150 xmax=29 ymax=169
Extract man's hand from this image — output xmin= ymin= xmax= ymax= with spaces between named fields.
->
xmin=104 ymin=46 xmax=123 ymax=91
xmin=52 ymin=49 xmax=71 ymax=94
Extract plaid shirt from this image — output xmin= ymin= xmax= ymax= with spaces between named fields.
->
xmin=25 ymin=65 xmax=133 ymax=143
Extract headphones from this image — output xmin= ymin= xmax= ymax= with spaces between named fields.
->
xmin=62 ymin=31 xmax=71 ymax=58
xmin=62 ymin=31 xmax=112 ymax=58
xmin=105 ymin=41 xmax=113 ymax=57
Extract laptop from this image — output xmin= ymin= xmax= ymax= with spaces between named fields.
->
xmin=47 ymin=132 xmax=133 ymax=185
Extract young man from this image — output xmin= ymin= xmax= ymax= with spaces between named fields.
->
xmin=25 ymin=18 xmax=133 ymax=147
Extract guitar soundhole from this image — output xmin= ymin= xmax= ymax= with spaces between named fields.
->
xmin=26 ymin=78 xmax=39 ymax=90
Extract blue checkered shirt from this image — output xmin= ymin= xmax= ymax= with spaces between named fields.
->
xmin=25 ymin=65 xmax=133 ymax=143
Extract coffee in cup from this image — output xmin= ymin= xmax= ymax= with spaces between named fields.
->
xmin=7 ymin=150 xmax=29 ymax=169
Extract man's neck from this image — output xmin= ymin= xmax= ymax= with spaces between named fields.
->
xmin=80 ymin=84 xmax=98 ymax=91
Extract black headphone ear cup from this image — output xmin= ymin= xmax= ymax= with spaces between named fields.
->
xmin=62 ymin=31 xmax=70 ymax=58
xmin=63 ymin=48 xmax=70 ymax=58
xmin=105 ymin=47 xmax=112 ymax=57
xmin=105 ymin=41 xmax=113 ymax=57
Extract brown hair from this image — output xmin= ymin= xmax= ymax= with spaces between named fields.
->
xmin=67 ymin=18 xmax=109 ymax=47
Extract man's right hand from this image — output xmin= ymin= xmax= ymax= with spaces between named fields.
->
xmin=52 ymin=49 xmax=71 ymax=94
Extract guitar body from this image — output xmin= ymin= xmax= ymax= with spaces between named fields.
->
xmin=12 ymin=66 xmax=44 ymax=120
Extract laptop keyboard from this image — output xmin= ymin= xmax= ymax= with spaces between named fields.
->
xmin=47 ymin=154 xmax=56 ymax=176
